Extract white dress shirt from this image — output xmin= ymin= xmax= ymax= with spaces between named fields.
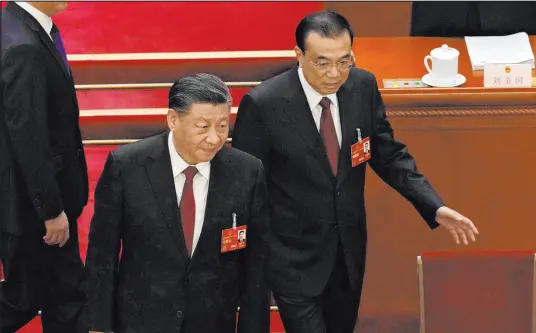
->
xmin=297 ymin=67 xmax=342 ymax=147
xmin=15 ymin=2 xmax=53 ymax=40
xmin=168 ymin=132 xmax=211 ymax=255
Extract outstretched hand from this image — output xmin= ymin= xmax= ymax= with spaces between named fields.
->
xmin=435 ymin=206 xmax=479 ymax=245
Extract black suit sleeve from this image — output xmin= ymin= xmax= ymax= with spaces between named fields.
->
xmin=232 ymin=93 xmax=271 ymax=172
xmin=85 ymin=151 xmax=123 ymax=332
xmin=2 ymin=45 xmax=63 ymax=221
xmin=367 ymin=76 xmax=444 ymax=229
xmin=237 ymin=161 xmax=270 ymax=333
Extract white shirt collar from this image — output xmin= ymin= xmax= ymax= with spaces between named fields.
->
xmin=168 ymin=132 xmax=210 ymax=180
xmin=16 ymin=2 xmax=54 ymax=39
xmin=297 ymin=67 xmax=338 ymax=110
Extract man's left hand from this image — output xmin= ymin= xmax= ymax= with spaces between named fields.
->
xmin=435 ymin=206 xmax=479 ymax=245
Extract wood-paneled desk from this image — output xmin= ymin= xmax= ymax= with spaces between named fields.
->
xmin=356 ymin=36 xmax=536 ymax=107
xmin=351 ymin=37 xmax=536 ymax=333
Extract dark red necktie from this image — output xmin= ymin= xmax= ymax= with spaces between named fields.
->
xmin=319 ymin=97 xmax=339 ymax=175
xmin=180 ymin=166 xmax=198 ymax=257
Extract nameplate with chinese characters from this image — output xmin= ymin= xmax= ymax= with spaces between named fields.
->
xmin=483 ymin=63 xmax=532 ymax=88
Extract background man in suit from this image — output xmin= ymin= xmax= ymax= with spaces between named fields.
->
xmin=232 ymin=11 xmax=479 ymax=333
xmin=0 ymin=2 xmax=89 ymax=333
xmin=85 ymin=74 xmax=270 ymax=333
xmin=410 ymin=1 xmax=536 ymax=37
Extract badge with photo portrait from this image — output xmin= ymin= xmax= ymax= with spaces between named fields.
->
xmin=351 ymin=137 xmax=371 ymax=167
xmin=221 ymin=225 xmax=247 ymax=253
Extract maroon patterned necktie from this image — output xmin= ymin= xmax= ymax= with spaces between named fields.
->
xmin=319 ymin=97 xmax=339 ymax=175
xmin=180 ymin=166 xmax=198 ymax=256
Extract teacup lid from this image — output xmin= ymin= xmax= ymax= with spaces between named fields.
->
xmin=430 ymin=44 xmax=460 ymax=60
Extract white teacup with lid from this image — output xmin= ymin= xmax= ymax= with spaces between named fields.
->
xmin=424 ymin=44 xmax=460 ymax=85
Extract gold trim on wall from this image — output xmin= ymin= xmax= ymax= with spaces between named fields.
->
xmin=80 ymin=107 xmax=238 ymax=117
xmin=78 ymin=107 xmax=536 ymax=119
xmin=388 ymin=107 xmax=536 ymax=117
xmin=74 ymin=78 xmax=534 ymax=91
xmin=417 ymin=256 xmax=426 ymax=333
xmin=384 ymin=91 xmax=536 ymax=108
xmin=68 ymin=50 xmax=295 ymax=62
xmin=83 ymin=139 xmax=139 ymax=145
xmin=75 ymin=82 xmax=261 ymax=90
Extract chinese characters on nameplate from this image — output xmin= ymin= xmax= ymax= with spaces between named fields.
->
xmin=483 ymin=63 xmax=532 ymax=88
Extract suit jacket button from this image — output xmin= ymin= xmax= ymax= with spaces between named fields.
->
xmin=332 ymin=222 xmax=338 ymax=228
xmin=177 ymin=310 xmax=183 ymax=318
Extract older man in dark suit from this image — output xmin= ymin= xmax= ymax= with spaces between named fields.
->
xmin=232 ymin=10 xmax=479 ymax=333
xmin=85 ymin=74 xmax=271 ymax=333
xmin=1 ymin=2 xmax=88 ymax=333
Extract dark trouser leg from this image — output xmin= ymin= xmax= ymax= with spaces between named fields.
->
xmin=273 ymin=244 xmax=361 ymax=333
xmin=322 ymin=245 xmax=361 ymax=333
xmin=0 ymin=232 xmax=41 ymax=333
xmin=41 ymin=219 xmax=87 ymax=333
xmin=273 ymin=290 xmax=326 ymax=333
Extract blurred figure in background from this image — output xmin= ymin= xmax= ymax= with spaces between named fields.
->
xmin=411 ymin=1 xmax=536 ymax=37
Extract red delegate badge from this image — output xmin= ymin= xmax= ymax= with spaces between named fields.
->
xmin=351 ymin=136 xmax=371 ymax=167
xmin=221 ymin=213 xmax=247 ymax=253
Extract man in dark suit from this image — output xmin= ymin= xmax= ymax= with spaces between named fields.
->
xmin=232 ymin=11 xmax=479 ymax=333
xmin=410 ymin=1 xmax=536 ymax=37
xmin=0 ymin=2 xmax=89 ymax=333
xmin=85 ymin=74 xmax=270 ymax=333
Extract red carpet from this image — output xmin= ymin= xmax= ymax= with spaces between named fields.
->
xmin=53 ymin=2 xmax=323 ymax=53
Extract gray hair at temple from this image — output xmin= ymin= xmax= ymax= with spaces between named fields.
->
xmin=168 ymin=73 xmax=233 ymax=116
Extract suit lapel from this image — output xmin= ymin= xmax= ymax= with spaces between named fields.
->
xmin=336 ymin=74 xmax=365 ymax=189
xmin=37 ymin=31 xmax=71 ymax=79
xmin=10 ymin=3 xmax=71 ymax=79
xmin=281 ymin=68 xmax=336 ymax=183
xmin=189 ymin=147 xmax=231 ymax=264
xmin=146 ymin=132 xmax=189 ymax=262
xmin=201 ymin=147 xmax=229 ymax=223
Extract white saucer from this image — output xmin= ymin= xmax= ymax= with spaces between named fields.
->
xmin=422 ymin=73 xmax=466 ymax=88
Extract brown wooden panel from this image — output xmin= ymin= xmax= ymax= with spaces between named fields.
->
xmin=358 ymin=110 xmax=536 ymax=321
xmin=418 ymin=251 xmax=534 ymax=333
xmin=324 ymin=2 xmax=412 ymax=37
